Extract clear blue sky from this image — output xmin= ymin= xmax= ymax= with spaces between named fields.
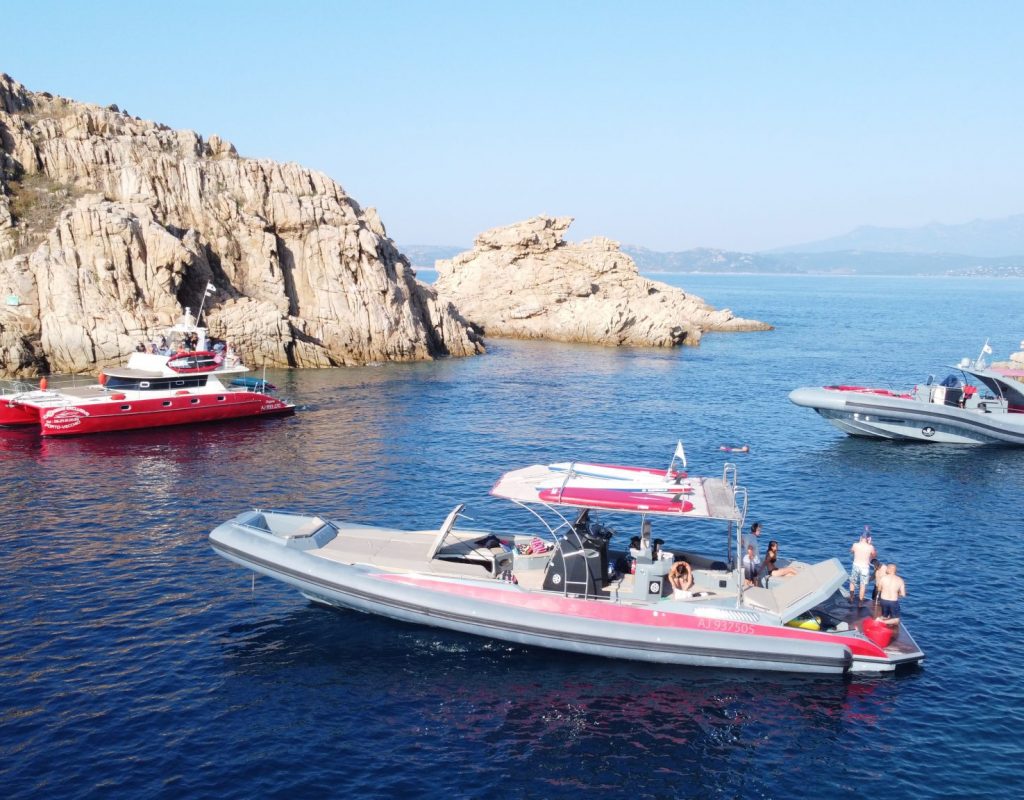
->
xmin=4 ymin=1 xmax=1022 ymax=251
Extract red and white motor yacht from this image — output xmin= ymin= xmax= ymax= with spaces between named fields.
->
xmin=0 ymin=311 xmax=294 ymax=436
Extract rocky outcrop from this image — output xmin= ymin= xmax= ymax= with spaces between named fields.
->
xmin=0 ymin=73 xmax=482 ymax=377
xmin=433 ymin=216 xmax=771 ymax=347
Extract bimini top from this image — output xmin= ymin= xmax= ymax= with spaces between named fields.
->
xmin=490 ymin=459 xmax=744 ymax=521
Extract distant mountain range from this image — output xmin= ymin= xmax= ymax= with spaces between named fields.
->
xmin=622 ymin=247 xmax=1024 ymax=277
xmin=402 ymin=215 xmax=1024 ymax=276
xmin=400 ymin=245 xmax=464 ymax=268
xmin=772 ymin=214 xmax=1024 ymax=257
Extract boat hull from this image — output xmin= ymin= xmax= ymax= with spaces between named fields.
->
xmin=210 ymin=517 xmax=921 ymax=675
xmin=789 ymin=387 xmax=1024 ymax=445
xmin=38 ymin=391 xmax=293 ymax=436
xmin=0 ymin=397 xmax=40 ymax=427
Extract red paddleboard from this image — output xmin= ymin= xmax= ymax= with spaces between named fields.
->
xmin=538 ymin=486 xmax=695 ymax=514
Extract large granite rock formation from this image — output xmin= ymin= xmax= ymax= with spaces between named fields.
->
xmin=433 ymin=216 xmax=771 ymax=347
xmin=0 ymin=73 xmax=482 ymax=377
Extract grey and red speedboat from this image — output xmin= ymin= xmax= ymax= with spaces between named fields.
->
xmin=209 ymin=446 xmax=923 ymax=675
xmin=790 ymin=341 xmax=1024 ymax=444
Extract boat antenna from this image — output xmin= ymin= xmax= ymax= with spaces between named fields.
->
xmin=196 ymin=282 xmax=216 ymax=327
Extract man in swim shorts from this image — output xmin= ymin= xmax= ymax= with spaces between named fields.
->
xmin=849 ymin=532 xmax=876 ymax=603
xmin=877 ymin=563 xmax=906 ymax=624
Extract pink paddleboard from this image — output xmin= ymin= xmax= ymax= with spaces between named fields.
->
xmin=538 ymin=486 xmax=695 ymax=514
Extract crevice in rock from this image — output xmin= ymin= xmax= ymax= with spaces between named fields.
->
xmin=276 ymin=235 xmax=300 ymax=317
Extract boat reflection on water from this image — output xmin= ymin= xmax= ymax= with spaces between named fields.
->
xmin=0 ymin=428 xmax=40 ymax=460
xmin=220 ymin=606 xmax=901 ymax=790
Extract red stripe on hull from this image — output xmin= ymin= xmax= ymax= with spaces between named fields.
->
xmin=39 ymin=393 xmax=293 ymax=436
xmin=377 ymin=573 xmax=888 ymax=660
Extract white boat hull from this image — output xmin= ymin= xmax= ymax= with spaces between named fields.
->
xmin=789 ymin=387 xmax=1024 ymax=445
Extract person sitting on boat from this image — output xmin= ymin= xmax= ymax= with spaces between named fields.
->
xmin=742 ymin=544 xmax=761 ymax=586
xmin=669 ymin=561 xmax=694 ymax=599
xmin=758 ymin=540 xmax=799 ymax=586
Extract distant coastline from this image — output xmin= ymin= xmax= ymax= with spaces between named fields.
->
xmin=402 ymin=214 xmax=1024 ymax=278
xmin=402 ymin=245 xmax=1024 ymax=278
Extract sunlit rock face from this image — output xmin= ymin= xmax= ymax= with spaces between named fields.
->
xmin=434 ymin=215 xmax=771 ymax=347
xmin=0 ymin=73 xmax=482 ymax=377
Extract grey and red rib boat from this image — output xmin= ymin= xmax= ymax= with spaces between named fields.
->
xmin=209 ymin=446 xmax=924 ymax=675
xmin=789 ymin=341 xmax=1024 ymax=444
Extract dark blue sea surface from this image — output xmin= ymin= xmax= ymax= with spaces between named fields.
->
xmin=2 ymin=275 xmax=1023 ymax=799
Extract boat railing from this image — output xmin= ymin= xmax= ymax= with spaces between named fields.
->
xmin=733 ymin=485 xmax=748 ymax=528
xmin=721 ymin=462 xmax=736 ymax=489
xmin=1 ymin=374 xmax=100 ymax=398
xmin=506 ymin=497 xmax=605 ymax=600
xmin=0 ymin=379 xmax=38 ymax=397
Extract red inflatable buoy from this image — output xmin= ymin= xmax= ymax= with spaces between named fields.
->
xmin=39 ymin=377 xmax=48 ymax=391
xmin=98 ymin=373 xmax=107 ymax=386
xmin=862 ymin=617 xmax=895 ymax=648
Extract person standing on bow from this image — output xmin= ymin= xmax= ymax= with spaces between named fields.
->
xmin=849 ymin=531 xmax=876 ymax=604
xmin=877 ymin=563 xmax=907 ymax=625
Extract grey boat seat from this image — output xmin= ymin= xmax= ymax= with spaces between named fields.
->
xmin=743 ymin=559 xmax=847 ymax=620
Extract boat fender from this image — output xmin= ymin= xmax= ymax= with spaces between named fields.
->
xmin=39 ymin=377 xmax=48 ymax=391
xmin=175 ymin=390 xmax=189 ymax=395
xmin=861 ymin=616 xmax=894 ymax=648
xmin=98 ymin=373 xmax=107 ymax=386
xmin=110 ymin=393 xmax=127 ymax=401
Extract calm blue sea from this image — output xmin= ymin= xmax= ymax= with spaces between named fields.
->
xmin=2 ymin=275 xmax=1023 ymax=799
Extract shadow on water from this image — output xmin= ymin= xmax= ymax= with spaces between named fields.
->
xmin=213 ymin=602 xmax=907 ymax=798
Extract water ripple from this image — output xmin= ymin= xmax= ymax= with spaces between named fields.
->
xmin=2 ymin=276 xmax=1023 ymax=798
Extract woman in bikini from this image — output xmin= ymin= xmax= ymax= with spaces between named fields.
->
xmin=758 ymin=540 xmax=799 ymax=585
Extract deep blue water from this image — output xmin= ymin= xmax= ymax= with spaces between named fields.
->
xmin=2 ymin=275 xmax=1024 ymax=799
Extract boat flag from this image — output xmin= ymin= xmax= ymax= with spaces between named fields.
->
xmin=674 ymin=439 xmax=687 ymax=469
xmin=205 ymin=282 xmax=217 ymax=296
xmin=982 ymin=343 xmax=992 ymax=354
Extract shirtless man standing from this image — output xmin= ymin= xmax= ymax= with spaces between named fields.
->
xmin=877 ymin=564 xmax=907 ymax=624
xmin=849 ymin=532 xmax=876 ymax=603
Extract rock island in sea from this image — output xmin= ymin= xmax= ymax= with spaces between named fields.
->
xmin=0 ymin=73 xmax=482 ymax=379
xmin=433 ymin=216 xmax=772 ymax=347
xmin=0 ymin=73 xmax=771 ymax=380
